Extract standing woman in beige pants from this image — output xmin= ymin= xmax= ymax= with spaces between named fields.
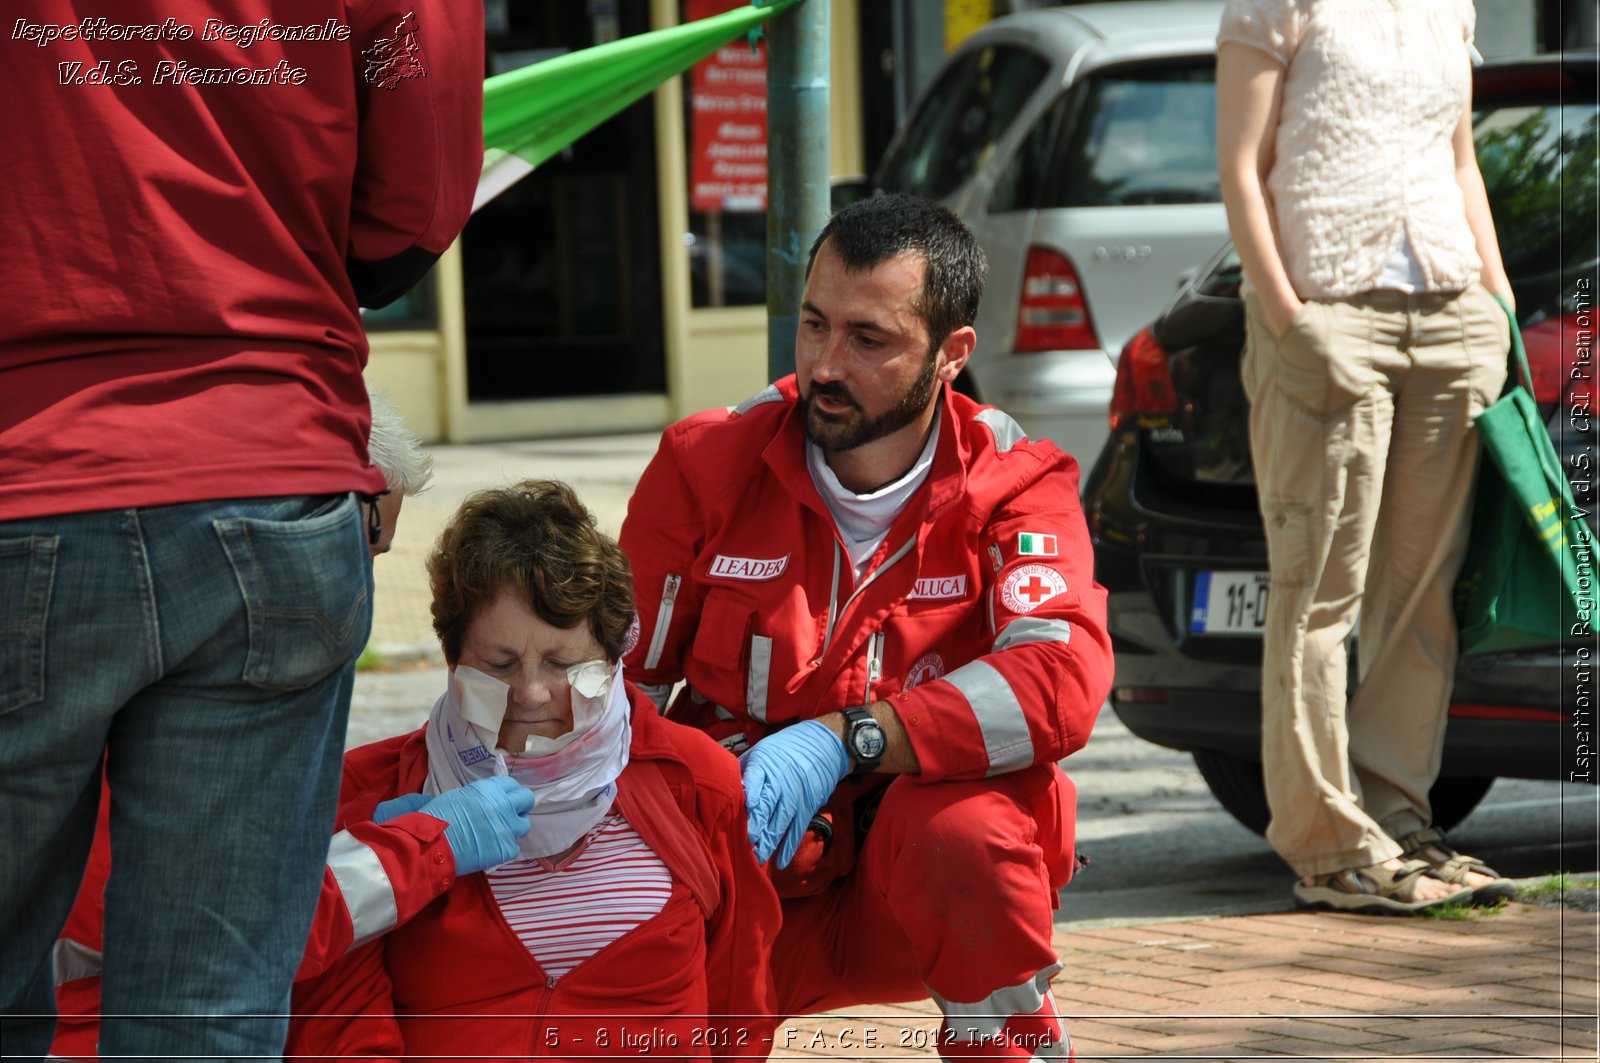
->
xmin=1216 ymin=0 xmax=1520 ymax=914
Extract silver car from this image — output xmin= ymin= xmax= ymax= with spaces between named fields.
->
xmin=874 ymin=1 xmax=1230 ymax=465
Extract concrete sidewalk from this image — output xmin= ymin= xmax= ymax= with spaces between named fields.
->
xmin=366 ymin=434 xmax=661 ymax=659
xmin=359 ymin=435 xmax=1600 ymax=1061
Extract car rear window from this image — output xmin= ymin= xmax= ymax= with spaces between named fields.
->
xmin=1475 ymin=98 xmax=1598 ymax=300
xmin=875 ymin=43 xmax=1051 ymax=201
xmin=1044 ymin=62 xmax=1218 ymax=208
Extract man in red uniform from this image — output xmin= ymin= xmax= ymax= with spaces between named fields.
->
xmin=621 ymin=194 xmax=1113 ymax=1060
xmin=0 ymin=3 xmax=482 ymax=1059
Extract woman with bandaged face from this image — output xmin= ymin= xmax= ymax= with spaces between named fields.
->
xmin=288 ymin=480 xmax=780 ymax=1062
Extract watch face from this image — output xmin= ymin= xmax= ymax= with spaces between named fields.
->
xmin=853 ymin=722 xmax=886 ymax=760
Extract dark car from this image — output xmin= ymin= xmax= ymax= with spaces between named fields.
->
xmin=1082 ymin=53 xmax=1598 ymax=834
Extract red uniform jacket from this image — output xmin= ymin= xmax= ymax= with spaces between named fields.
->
xmin=287 ymin=691 xmax=781 ymax=1063
xmin=621 ymin=377 xmax=1112 ymax=782
xmin=53 ymin=774 xmax=457 ymax=1059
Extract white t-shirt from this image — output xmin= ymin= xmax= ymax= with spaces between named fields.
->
xmin=807 ymin=416 xmax=940 ymax=579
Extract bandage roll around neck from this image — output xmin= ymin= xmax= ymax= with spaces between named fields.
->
xmin=424 ymin=662 xmax=632 ymax=858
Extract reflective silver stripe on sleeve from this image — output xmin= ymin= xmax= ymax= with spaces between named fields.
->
xmin=325 ymin=828 xmax=401 ymax=948
xmin=929 ymin=963 xmax=1063 ymax=1040
xmin=52 ymin=937 xmax=103 ymax=985
xmin=732 ymin=384 xmax=784 ymax=415
xmin=636 ymin=681 xmax=674 ymax=712
xmin=975 ymin=408 xmax=1027 ymax=453
xmin=941 ymin=659 xmax=1033 ymax=776
xmin=994 ymin=616 xmax=1071 ymax=652
xmin=747 ymin=634 xmax=772 ymax=723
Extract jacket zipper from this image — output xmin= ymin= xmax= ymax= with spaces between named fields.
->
xmin=819 ymin=544 xmax=843 ymax=659
xmin=642 ymin=573 xmax=681 ymax=670
xmin=822 ymin=535 xmax=917 ymax=653
xmin=864 ymin=630 xmax=885 ymax=703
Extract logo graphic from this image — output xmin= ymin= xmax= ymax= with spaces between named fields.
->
xmin=1016 ymin=532 xmax=1058 ymax=557
xmin=909 ymin=574 xmax=967 ymax=600
xmin=622 ymin=613 xmax=641 ymax=656
xmin=363 ymin=12 xmax=426 ymax=90
xmin=905 ymin=652 xmax=946 ymax=690
xmin=709 ymin=553 xmax=789 ymax=581
xmin=1000 ymin=564 xmax=1068 ymax=614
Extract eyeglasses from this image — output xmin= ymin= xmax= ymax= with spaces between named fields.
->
xmin=365 ymin=490 xmax=391 ymax=546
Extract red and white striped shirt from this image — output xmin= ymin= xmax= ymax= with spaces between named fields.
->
xmin=484 ymin=811 xmax=672 ymax=979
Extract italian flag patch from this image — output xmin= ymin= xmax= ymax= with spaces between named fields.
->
xmin=1017 ymin=532 xmax=1058 ymax=557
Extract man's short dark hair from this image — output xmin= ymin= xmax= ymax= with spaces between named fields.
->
xmin=806 ymin=193 xmax=988 ymax=354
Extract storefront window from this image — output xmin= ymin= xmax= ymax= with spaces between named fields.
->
xmin=461 ymin=1 xmax=665 ymax=401
xmin=684 ymin=0 xmax=769 ymax=307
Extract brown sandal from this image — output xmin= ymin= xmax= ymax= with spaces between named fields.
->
xmin=1398 ymin=828 xmax=1519 ymax=905
xmin=1293 ymin=858 xmax=1473 ymax=915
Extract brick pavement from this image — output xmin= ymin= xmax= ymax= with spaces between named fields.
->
xmin=775 ymin=905 xmax=1598 ymax=1061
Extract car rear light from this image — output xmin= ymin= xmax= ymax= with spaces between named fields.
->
xmin=1015 ymin=246 xmax=1098 ymax=352
xmin=1522 ymin=312 xmax=1596 ymax=420
xmin=1520 ymin=316 xmax=1570 ymax=406
xmin=1108 ymin=327 xmax=1177 ymax=432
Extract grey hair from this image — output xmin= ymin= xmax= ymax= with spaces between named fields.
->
xmin=367 ymin=388 xmax=434 ymax=496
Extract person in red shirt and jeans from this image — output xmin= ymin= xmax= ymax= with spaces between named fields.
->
xmin=0 ymin=4 xmax=482 ymax=1059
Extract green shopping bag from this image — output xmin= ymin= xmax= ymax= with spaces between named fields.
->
xmin=1454 ymin=296 xmax=1597 ymax=654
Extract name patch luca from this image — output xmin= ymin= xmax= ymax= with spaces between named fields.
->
xmin=709 ymin=553 xmax=789 ymax=581
xmin=909 ymin=574 xmax=968 ymax=600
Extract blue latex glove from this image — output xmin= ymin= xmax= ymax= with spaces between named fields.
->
xmin=422 ymin=777 xmax=535 ymax=876
xmin=739 ymin=720 xmax=851 ymax=868
xmin=372 ymin=793 xmax=430 ymax=824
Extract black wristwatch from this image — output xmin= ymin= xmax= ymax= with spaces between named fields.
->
xmin=840 ymin=706 xmax=886 ymax=775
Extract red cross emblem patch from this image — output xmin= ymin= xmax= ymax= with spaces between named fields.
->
xmin=1000 ymin=563 xmax=1068 ymax=614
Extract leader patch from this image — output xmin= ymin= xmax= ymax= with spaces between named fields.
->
xmin=709 ymin=553 xmax=789 ymax=581
xmin=1001 ymin=564 xmax=1068 ymax=613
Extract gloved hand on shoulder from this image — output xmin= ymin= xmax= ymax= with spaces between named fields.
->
xmin=739 ymin=720 xmax=850 ymax=868
xmin=372 ymin=793 xmax=430 ymax=823
xmin=421 ymin=776 xmax=535 ymax=876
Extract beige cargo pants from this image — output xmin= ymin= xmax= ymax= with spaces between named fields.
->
xmin=1242 ymin=284 xmax=1510 ymax=878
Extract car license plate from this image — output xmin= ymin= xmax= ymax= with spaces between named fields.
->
xmin=1190 ymin=571 xmax=1270 ymax=635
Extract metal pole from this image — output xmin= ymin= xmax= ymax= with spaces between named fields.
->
xmin=766 ymin=0 xmax=830 ymax=383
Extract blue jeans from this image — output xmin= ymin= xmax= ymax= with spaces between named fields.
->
xmin=0 ymin=493 xmax=372 ymax=1063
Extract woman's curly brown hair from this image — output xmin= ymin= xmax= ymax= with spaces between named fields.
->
xmin=427 ymin=480 xmax=634 ymax=664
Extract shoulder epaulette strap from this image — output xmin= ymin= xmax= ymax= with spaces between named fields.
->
xmin=731 ymin=384 xmax=785 ymax=416
xmin=974 ymin=407 xmax=1028 ymax=454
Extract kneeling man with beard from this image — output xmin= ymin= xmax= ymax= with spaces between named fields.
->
xmin=621 ymin=194 xmax=1114 ymax=1061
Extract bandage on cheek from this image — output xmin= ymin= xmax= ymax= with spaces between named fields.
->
xmin=453 ymin=665 xmax=513 ymax=735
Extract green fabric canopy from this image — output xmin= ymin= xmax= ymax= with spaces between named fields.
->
xmin=474 ymin=0 xmax=796 ymax=210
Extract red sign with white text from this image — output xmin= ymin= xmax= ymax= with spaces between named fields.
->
xmin=688 ymin=0 xmax=768 ymax=212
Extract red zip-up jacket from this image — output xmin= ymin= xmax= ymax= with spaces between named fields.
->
xmin=287 ymin=690 xmax=782 ymax=1063
xmin=621 ymin=377 xmax=1112 ymax=782
xmin=50 ymin=780 xmax=457 ymax=1061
